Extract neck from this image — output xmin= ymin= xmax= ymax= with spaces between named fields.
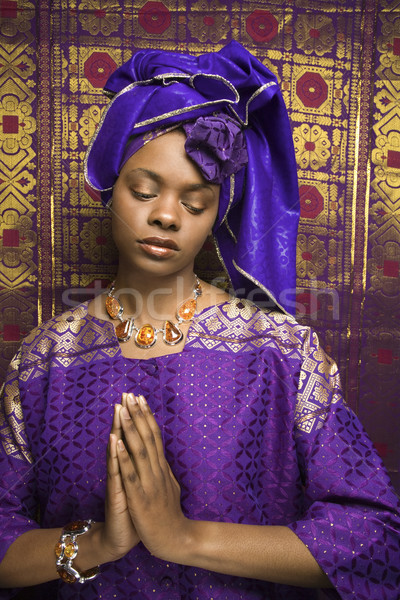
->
xmin=112 ymin=267 xmax=197 ymax=325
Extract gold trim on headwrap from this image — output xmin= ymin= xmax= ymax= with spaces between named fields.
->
xmin=232 ymin=259 xmax=289 ymax=315
xmin=223 ymin=176 xmax=238 ymax=243
xmin=243 ymin=81 xmax=278 ymax=125
xmin=219 ymin=174 xmax=236 ymax=232
xmin=212 ymin=233 xmax=234 ymax=290
xmin=133 ymin=100 xmax=233 ymax=129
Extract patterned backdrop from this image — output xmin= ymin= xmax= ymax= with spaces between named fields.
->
xmin=0 ymin=0 xmax=399 ymax=492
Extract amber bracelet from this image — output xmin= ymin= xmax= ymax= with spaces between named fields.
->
xmin=55 ymin=520 xmax=100 ymax=584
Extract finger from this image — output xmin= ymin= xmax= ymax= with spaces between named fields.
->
xmin=125 ymin=395 xmax=160 ymax=469
xmin=120 ymin=401 xmax=154 ymax=483
xmin=166 ymin=463 xmax=180 ymax=488
xmin=136 ymin=395 xmax=165 ymax=459
xmin=117 ymin=437 xmax=141 ymax=491
xmin=106 ymin=433 xmax=124 ymax=501
xmin=107 ymin=433 xmax=119 ymax=478
xmin=110 ymin=403 xmax=122 ymax=438
xmin=135 ymin=397 xmax=177 ymax=493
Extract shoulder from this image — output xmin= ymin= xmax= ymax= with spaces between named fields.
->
xmin=22 ymin=302 xmax=90 ymax=347
xmin=188 ymin=296 xmax=313 ymax=357
xmin=18 ymin=302 xmax=116 ymax=374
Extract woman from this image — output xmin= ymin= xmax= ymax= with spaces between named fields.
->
xmin=0 ymin=42 xmax=399 ymax=600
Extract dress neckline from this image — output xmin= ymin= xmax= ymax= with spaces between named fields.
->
xmin=82 ymin=298 xmax=231 ymax=362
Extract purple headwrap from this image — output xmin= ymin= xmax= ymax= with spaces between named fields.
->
xmin=119 ymin=113 xmax=248 ymax=185
xmin=84 ymin=41 xmax=300 ymax=314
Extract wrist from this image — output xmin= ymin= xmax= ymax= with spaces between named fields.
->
xmin=161 ymin=517 xmax=198 ymax=565
xmin=55 ymin=520 xmax=100 ymax=584
xmin=167 ymin=519 xmax=220 ymax=569
xmin=96 ymin=522 xmax=130 ymax=563
xmin=73 ymin=522 xmax=116 ymax=571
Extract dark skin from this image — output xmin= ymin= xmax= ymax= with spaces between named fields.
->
xmin=89 ymin=129 xmax=228 ymax=359
xmin=0 ymin=131 xmax=332 ymax=589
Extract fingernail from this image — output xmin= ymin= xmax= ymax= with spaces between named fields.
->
xmin=128 ymin=394 xmax=138 ymax=406
xmin=121 ymin=406 xmax=130 ymax=420
xmin=138 ymin=395 xmax=147 ymax=407
xmin=117 ymin=439 xmax=125 ymax=451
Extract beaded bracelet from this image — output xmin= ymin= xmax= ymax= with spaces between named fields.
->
xmin=55 ymin=520 xmax=100 ymax=584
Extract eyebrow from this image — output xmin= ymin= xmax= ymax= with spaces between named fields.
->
xmin=127 ymin=168 xmax=214 ymax=191
xmin=128 ymin=168 xmax=162 ymax=183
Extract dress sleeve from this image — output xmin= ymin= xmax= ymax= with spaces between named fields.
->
xmin=0 ymin=350 xmax=40 ymax=567
xmin=287 ymin=329 xmax=400 ymax=600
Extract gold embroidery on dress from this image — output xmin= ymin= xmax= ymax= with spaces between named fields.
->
xmin=19 ymin=303 xmax=119 ymax=372
xmin=188 ymin=298 xmax=305 ymax=354
xmin=188 ymin=299 xmax=340 ymax=436
xmin=0 ymin=351 xmax=33 ymax=463
xmin=295 ymin=338 xmax=342 ymax=433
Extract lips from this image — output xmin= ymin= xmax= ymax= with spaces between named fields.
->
xmin=139 ymin=237 xmax=179 ymax=250
xmin=138 ymin=236 xmax=180 ymax=259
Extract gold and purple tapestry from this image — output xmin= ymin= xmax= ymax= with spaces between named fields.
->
xmin=0 ymin=0 xmax=399 ymax=491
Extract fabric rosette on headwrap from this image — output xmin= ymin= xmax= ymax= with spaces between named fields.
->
xmin=182 ymin=114 xmax=248 ymax=184
xmin=84 ymin=41 xmax=300 ymax=315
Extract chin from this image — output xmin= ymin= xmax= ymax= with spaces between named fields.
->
xmin=120 ymin=257 xmax=192 ymax=278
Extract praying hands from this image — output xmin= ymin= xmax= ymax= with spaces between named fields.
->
xmin=104 ymin=393 xmax=332 ymax=589
xmin=115 ymin=393 xmax=190 ymax=562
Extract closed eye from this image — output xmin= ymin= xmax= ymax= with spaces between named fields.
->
xmin=181 ymin=202 xmax=204 ymax=214
xmin=132 ymin=190 xmax=156 ymax=200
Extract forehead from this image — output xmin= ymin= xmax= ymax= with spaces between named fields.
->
xmin=130 ymin=129 xmax=187 ymax=161
xmin=120 ymin=130 xmax=209 ymax=186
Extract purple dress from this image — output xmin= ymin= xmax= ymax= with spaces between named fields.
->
xmin=1 ymin=298 xmax=399 ymax=599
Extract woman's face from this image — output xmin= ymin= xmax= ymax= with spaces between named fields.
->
xmin=111 ymin=130 xmax=220 ymax=279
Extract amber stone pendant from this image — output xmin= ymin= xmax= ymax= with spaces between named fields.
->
xmin=106 ymin=295 xmax=123 ymax=319
xmin=163 ymin=321 xmax=183 ymax=345
xmin=135 ymin=324 xmax=156 ymax=348
xmin=115 ymin=319 xmax=133 ymax=342
xmin=177 ymin=298 xmax=197 ymax=321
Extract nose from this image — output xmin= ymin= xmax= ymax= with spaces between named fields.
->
xmin=148 ymin=194 xmax=181 ymax=231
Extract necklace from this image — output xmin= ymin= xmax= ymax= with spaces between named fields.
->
xmin=105 ymin=277 xmax=202 ymax=348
